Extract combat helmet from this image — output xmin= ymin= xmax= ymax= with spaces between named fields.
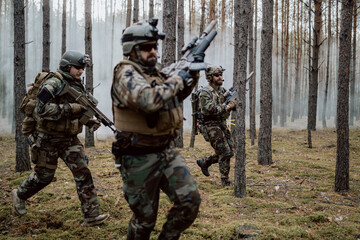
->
xmin=59 ymin=50 xmax=90 ymax=72
xmin=121 ymin=19 xmax=165 ymax=56
xmin=205 ymin=65 xmax=225 ymax=81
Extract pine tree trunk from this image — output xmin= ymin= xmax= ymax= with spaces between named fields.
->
xmin=233 ymin=0 xmax=250 ymax=198
xmin=133 ymin=0 xmax=139 ymax=23
xmin=199 ymin=0 xmax=205 ymax=35
xmin=248 ymin=0 xmax=255 ymax=145
xmin=175 ymin=0 xmax=184 ymax=148
xmin=349 ymin=3 xmax=357 ymax=125
xmin=322 ymin=0 xmax=331 ymax=128
xmin=335 ymin=0 xmax=354 ymax=193
xmin=162 ymin=0 xmax=177 ymax=66
xmin=292 ymin=0 xmax=301 ymax=122
xmin=61 ymin=0 xmax=66 ymax=55
xmin=257 ymin=0 xmax=273 ymax=166
xmin=126 ymin=0 xmax=132 ymax=28
xmin=85 ymin=0 xmax=94 ymax=147
xmin=149 ymin=0 xmax=154 ymax=18
xmin=14 ymin=0 xmax=31 ymax=172
xmin=308 ymin=0 xmax=322 ymax=131
xmin=42 ymin=0 xmax=50 ymax=72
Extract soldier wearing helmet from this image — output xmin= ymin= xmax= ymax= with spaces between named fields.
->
xmin=11 ymin=50 xmax=109 ymax=227
xmin=196 ymin=65 xmax=237 ymax=187
xmin=111 ymin=19 xmax=201 ymax=240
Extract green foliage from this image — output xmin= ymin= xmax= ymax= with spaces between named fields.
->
xmin=1 ymin=129 xmax=360 ymax=239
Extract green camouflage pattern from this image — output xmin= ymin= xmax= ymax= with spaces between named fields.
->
xmin=17 ymin=135 xmax=100 ymax=218
xmin=112 ymin=62 xmax=184 ymax=114
xmin=199 ymin=83 xmax=234 ymax=180
xmin=118 ymin=147 xmax=201 ymax=240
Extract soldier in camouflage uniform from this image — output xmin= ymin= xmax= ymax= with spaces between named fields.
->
xmin=111 ymin=19 xmax=201 ymax=240
xmin=11 ymin=51 xmax=109 ymax=226
xmin=196 ymin=65 xmax=237 ymax=187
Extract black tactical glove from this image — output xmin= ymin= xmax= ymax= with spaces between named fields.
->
xmin=177 ymin=70 xmax=193 ymax=87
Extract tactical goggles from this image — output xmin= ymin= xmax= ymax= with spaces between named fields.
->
xmin=73 ymin=65 xmax=85 ymax=70
xmin=139 ymin=43 xmax=158 ymax=52
xmin=213 ymin=73 xmax=222 ymax=77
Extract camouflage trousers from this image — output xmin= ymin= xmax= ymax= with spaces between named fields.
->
xmin=201 ymin=122 xmax=234 ymax=179
xmin=118 ymin=146 xmax=201 ymax=240
xmin=17 ymin=134 xmax=100 ymax=218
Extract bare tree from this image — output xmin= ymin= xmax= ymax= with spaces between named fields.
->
xmin=85 ymin=0 xmax=94 ymax=147
xmin=149 ymin=0 xmax=154 ymax=18
xmin=258 ymin=0 xmax=273 ymax=166
xmin=307 ymin=0 xmax=322 ymax=131
xmin=280 ymin=0 xmax=289 ymax=126
xmin=126 ymin=0 xmax=132 ymax=27
xmin=133 ymin=0 xmax=139 ymax=23
xmin=175 ymin=0 xmax=184 ymax=148
xmin=162 ymin=0 xmax=177 ymax=66
xmin=335 ymin=0 xmax=354 ymax=193
xmin=61 ymin=0 xmax=66 ymax=55
xmin=42 ymin=0 xmax=50 ymax=72
xmin=349 ymin=2 xmax=357 ymax=125
xmin=14 ymin=0 xmax=31 ymax=172
xmin=322 ymin=0 xmax=331 ymax=128
xmin=209 ymin=0 xmax=216 ymax=22
xmin=233 ymin=0 xmax=250 ymax=198
xmin=199 ymin=0 xmax=205 ymax=35
xmin=248 ymin=0 xmax=256 ymax=145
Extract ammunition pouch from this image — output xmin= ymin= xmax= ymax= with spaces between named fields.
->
xmin=36 ymin=118 xmax=83 ymax=136
xmin=20 ymin=97 xmax=37 ymax=116
xmin=21 ymin=116 xmax=36 ymax=136
xmin=30 ymin=147 xmax=57 ymax=169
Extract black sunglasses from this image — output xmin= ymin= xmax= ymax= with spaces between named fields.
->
xmin=73 ymin=65 xmax=85 ymax=70
xmin=139 ymin=43 xmax=158 ymax=52
xmin=213 ymin=73 xmax=222 ymax=77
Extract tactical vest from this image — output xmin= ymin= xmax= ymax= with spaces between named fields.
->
xmin=112 ymin=60 xmax=183 ymax=136
xmin=201 ymin=85 xmax=230 ymax=122
xmin=33 ymin=75 xmax=84 ymax=136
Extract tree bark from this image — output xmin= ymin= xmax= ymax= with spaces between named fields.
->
xmin=14 ymin=0 xmax=31 ymax=172
xmin=133 ymin=0 xmax=139 ymax=23
xmin=149 ymin=0 xmax=154 ymax=18
xmin=175 ymin=0 xmax=184 ymax=148
xmin=307 ymin=0 xmax=322 ymax=131
xmin=126 ymin=0 xmax=132 ymax=28
xmin=42 ymin=0 xmax=50 ymax=72
xmin=85 ymin=0 xmax=94 ymax=147
xmin=162 ymin=0 xmax=177 ymax=66
xmin=322 ymin=0 xmax=331 ymax=128
xmin=248 ymin=0 xmax=256 ymax=145
xmin=61 ymin=0 xmax=66 ymax=55
xmin=349 ymin=3 xmax=357 ymax=125
xmin=258 ymin=0 xmax=273 ymax=166
xmin=233 ymin=0 xmax=250 ymax=198
xmin=335 ymin=0 xmax=354 ymax=193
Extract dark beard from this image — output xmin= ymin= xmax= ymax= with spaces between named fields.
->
xmin=143 ymin=55 xmax=157 ymax=67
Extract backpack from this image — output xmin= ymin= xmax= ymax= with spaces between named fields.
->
xmin=20 ymin=72 xmax=63 ymax=135
xmin=191 ymin=86 xmax=213 ymax=126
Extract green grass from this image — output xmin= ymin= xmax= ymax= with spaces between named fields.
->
xmin=1 ymin=128 xmax=360 ymax=239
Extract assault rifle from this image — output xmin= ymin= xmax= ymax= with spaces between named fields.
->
xmin=224 ymin=87 xmax=238 ymax=105
xmin=59 ymin=83 xmax=116 ymax=133
xmin=161 ymin=20 xmax=218 ymax=85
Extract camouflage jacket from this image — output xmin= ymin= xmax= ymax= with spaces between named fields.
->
xmin=199 ymin=83 xmax=230 ymax=123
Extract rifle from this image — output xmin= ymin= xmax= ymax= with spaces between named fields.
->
xmin=59 ymin=83 xmax=116 ymax=133
xmin=224 ymin=87 xmax=238 ymax=105
xmin=161 ymin=20 xmax=218 ymax=85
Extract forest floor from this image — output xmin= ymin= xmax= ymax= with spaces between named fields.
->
xmin=1 ymin=128 xmax=360 ymax=240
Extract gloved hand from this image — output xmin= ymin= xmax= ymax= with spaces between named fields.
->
xmin=226 ymin=98 xmax=237 ymax=111
xmin=177 ymin=70 xmax=193 ymax=87
xmin=70 ymin=103 xmax=87 ymax=114
xmin=87 ymin=119 xmax=101 ymax=132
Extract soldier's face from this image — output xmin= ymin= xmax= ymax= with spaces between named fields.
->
xmin=138 ymin=41 xmax=158 ymax=67
xmin=70 ymin=66 xmax=84 ymax=80
xmin=212 ymin=73 xmax=223 ymax=86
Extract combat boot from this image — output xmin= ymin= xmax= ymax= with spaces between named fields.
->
xmin=82 ymin=214 xmax=109 ymax=227
xmin=196 ymin=158 xmax=210 ymax=177
xmin=11 ymin=189 xmax=26 ymax=216
xmin=221 ymin=177 xmax=232 ymax=187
